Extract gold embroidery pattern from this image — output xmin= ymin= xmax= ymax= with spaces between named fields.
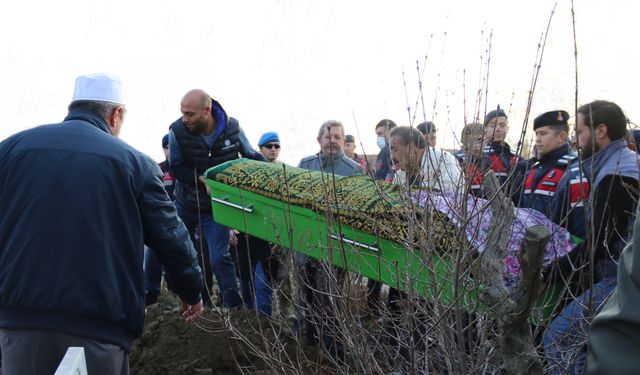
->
xmin=207 ymin=159 xmax=456 ymax=247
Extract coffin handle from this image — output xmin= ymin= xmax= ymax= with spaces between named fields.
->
xmin=330 ymin=233 xmax=379 ymax=252
xmin=211 ymin=196 xmax=254 ymax=213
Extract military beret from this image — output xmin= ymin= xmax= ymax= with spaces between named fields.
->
xmin=533 ymin=110 xmax=570 ymax=130
xmin=484 ymin=108 xmax=507 ymax=125
xmin=258 ymin=131 xmax=280 ymax=147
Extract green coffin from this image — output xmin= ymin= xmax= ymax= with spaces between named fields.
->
xmin=204 ymin=159 xmax=561 ymax=321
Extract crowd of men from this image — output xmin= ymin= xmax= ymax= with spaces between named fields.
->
xmin=0 ymin=73 xmax=638 ymax=374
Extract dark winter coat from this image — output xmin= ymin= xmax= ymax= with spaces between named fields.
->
xmin=0 ymin=110 xmax=203 ymax=352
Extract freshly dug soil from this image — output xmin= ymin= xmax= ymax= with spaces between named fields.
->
xmin=129 ymin=296 xmax=333 ymax=375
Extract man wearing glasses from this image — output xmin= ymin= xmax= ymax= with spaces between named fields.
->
xmin=258 ymin=132 xmax=281 ymax=163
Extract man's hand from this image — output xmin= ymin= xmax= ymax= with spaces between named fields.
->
xmin=270 ymin=244 xmax=281 ymax=255
xmin=198 ymin=175 xmax=211 ymax=194
xmin=181 ymin=299 xmax=204 ymax=322
xmin=229 ymin=229 xmax=240 ymax=247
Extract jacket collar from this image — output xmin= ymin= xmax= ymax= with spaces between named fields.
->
xmin=64 ymin=109 xmax=112 ymax=135
xmin=538 ymin=144 xmax=570 ymax=164
xmin=583 ymin=138 xmax=639 ymax=187
xmin=319 ymin=151 xmax=346 ymax=165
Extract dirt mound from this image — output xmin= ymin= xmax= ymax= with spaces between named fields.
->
xmin=130 ymin=298 xmax=332 ymax=374
xmin=131 ymin=308 xmax=233 ymax=374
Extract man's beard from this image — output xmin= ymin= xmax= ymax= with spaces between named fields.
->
xmin=188 ymin=118 xmax=207 ymax=134
xmin=322 ymin=144 xmax=340 ymax=156
xmin=580 ymin=137 xmax=599 ymax=160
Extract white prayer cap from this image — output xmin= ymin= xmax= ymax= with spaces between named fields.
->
xmin=72 ymin=72 xmax=125 ymax=105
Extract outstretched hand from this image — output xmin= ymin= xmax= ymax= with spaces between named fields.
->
xmin=181 ymin=299 xmax=204 ymax=322
xmin=229 ymin=229 xmax=240 ymax=247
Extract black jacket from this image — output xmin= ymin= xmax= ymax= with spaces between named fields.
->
xmin=0 ymin=110 xmax=203 ymax=352
xmin=170 ymin=98 xmax=265 ymax=212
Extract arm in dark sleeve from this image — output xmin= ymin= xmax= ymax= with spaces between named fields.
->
xmin=587 ymin=175 xmax=638 ymax=262
xmin=510 ymin=159 xmax=529 ymax=207
xmin=567 ymin=201 xmax=587 ymax=241
xmin=140 ymin=161 xmax=203 ymax=304
xmin=238 ymin=127 xmax=266 ymax=162
xmin=375 ymin=148 xmax=391 ymax=180
xmin=168 ymin=129 xmax=198 ymax=186
xmin=551 ymin=173 xmax=588 ymax=240
xmin=549 ymin=175 xmax=638 ymax=280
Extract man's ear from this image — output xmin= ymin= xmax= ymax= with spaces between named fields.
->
xmin=108 ymin=106 xmax=125 ymax=136
xmin=107 ymin=109 xmax=118 ymax=132
xmin=559 ymin=130 xmax=569 ymax=142
xmin=595 ymin=123 xmax=608 ymax=140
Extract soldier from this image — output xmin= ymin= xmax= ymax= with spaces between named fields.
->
xmin=481 ymin=107 xmax=525 ymax=201
xmin=344 ymin=134 xmax=367 ymax=170
xmin=520 ymin=110 xmax=575 ymax=218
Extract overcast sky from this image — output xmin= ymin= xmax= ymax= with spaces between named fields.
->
xmin=1 ymin=0 xmax=638 ymax=164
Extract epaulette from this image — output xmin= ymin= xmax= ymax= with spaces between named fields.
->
xmin=556 ymin=153 xmax=578 ymax=166
xmin=453 ymin=149 xmax=466 ymax=162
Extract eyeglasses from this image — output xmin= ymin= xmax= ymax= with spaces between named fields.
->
xmin=262 ymin=143 xmax=280 ymax=150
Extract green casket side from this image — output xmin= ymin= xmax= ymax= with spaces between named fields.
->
xmin=205 ymin=179 xmax=472 ymax=305
xmin=204 ymin=159 xmax=562 ymax=322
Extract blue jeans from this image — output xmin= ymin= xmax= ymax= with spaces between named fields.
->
xmin=144 ymin=229 xmax=215 ymax=306
xmin=143 ymin=247 xmax=162 ymax=298
xmin=240 ymin=262 xmax=273 ymax=316
xmin=234 ymin=233 xmax=273 ymax=316
xmin=174 ymin=201 xmax=242 ymax=308
xmin=543 ymin=277 xmax=616 ymax=374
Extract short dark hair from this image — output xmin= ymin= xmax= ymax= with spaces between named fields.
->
xmin=375 ymin=119 xmax=397 ymax=131
xmin=484 ymin=108 xmax=507 ymax=125
xmin=577 ymin=100 xmax=627 ymax=141
xmin=417 ymin=121 xmax=436 ymax=136
xmin=461 ymin=123 xmax=483 ymax=145
xmin=390 ymin=126 xmax=426 ymax=149
xmin=69 ymin=100 xmax=122 ymax=122
xmin=546 ymin=124 xmax=570 ymax=134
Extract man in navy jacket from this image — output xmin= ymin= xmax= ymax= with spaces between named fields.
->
xmin=0 ymin=73 xmax=203 ymax=375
